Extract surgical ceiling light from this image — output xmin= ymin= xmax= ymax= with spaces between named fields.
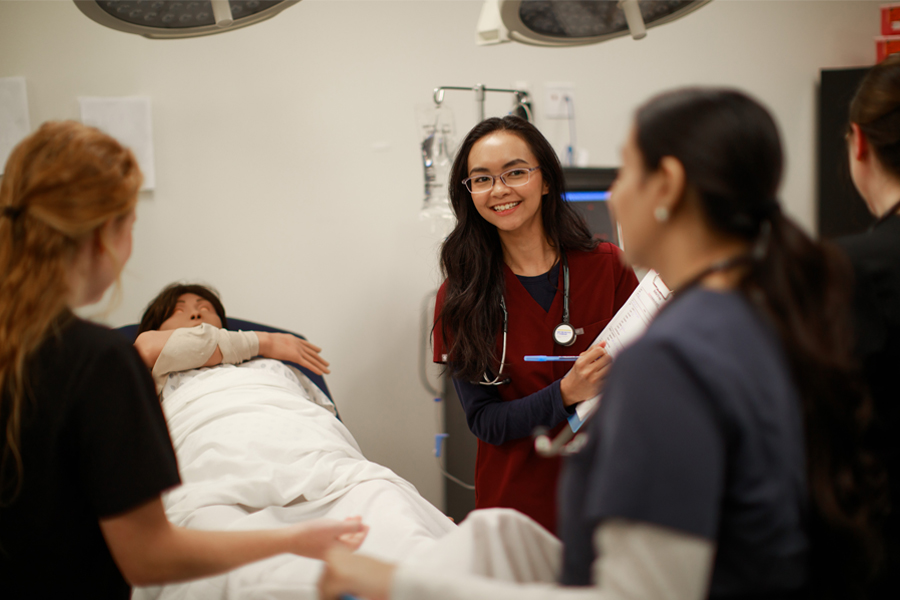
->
xmin=478 ymin=0 xmax=713 ymax=47
xmin=73 ymin=0 xmax=301 ymax=39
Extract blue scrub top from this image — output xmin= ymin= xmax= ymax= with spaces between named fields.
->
xmin=558 ymin=288 xmax=808 ymax=597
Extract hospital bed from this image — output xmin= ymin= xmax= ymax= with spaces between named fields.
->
xmin=115 ymin=318 xmax=456 ymax=600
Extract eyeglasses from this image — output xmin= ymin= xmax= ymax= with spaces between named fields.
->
xmin=462 ymin=166 xmax=540 ymax=194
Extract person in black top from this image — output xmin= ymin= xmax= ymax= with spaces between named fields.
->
xmin=840 ymin=53 xmax=900 ymax=599
xmin=0 ymin=121 xmax=366 ymax=599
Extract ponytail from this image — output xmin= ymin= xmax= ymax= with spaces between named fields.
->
xmin=743 ymin=211 xmax=885 ymax=599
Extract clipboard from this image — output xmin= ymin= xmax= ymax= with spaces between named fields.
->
xmin=567 ymin=270 xmax=671 ymax=432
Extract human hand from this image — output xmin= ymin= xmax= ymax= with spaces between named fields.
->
xmin=256 ymin=331 xmax=331 ymax=375
xmin=318 ymin=545 xmax=396 ymax=600
xmin=286 ymin=516 xmax=368 ymax=560
xmin=559 ymin=342 xmax=612 ymax=406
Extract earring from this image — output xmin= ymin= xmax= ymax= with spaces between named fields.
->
xmin=654 ymin=206 xmax=670 ymax=222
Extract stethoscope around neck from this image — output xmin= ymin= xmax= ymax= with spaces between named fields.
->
xmin=478 ymin=254 xmax=577 ymax=386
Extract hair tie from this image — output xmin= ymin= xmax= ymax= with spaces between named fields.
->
xmin=1 ymin=206 xmax=23 ymax=220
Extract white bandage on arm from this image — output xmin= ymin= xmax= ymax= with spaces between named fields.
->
xmin=151 ymin=323 xmax=220 ymax=389
xmin=216 ymin=328 xmax=259 ymax=364
xmin=150 ymin=323 xmax=260 ymax=389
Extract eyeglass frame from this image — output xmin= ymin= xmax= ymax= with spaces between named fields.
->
xmin=461 ymin=166 xmax=541 ymax=194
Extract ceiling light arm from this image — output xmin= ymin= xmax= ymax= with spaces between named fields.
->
xmin=210 ymin=0 xmax=234 ymax=28
xmin=618 ymin=0 xmax=647 ymax=40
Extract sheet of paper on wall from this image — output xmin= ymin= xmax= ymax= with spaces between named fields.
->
xmin=567 ymin=270 xmax=671 ymax=433
xmin=79 ymin=96 xmax=155 ymax=191
xmin=0 ymin=77 xmax=31 ymax=177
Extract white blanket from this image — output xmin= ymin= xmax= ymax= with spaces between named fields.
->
xmin=134 ymin=359 xmax=456 ymax=600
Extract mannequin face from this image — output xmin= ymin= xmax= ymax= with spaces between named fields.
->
xmin=466 ymin=131 xmax=549 ymax=237
xmin=159 ymin=293 xmax=223 ymax=331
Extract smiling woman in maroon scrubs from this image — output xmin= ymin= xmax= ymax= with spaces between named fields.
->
xmin=432 ymin=116 xmax=638 ymax=534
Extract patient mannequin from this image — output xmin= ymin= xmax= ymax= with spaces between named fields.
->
xmin=134 ymin=283 xmax=329 ymax=389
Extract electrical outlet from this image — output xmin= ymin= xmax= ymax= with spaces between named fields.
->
xmin=545 ymin=83 xmax=574 ymax=119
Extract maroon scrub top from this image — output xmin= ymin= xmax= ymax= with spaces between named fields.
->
xmin=434 ymin=243 xmax=638 ymax=532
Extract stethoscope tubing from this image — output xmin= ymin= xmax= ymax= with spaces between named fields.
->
xmin=478 ymin=253 xmax=574 ymax=385
xmin=480 ymin=296 xmax=510 ymax=385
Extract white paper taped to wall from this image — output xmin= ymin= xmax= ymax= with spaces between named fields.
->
xmin=79 ymin=96 xmax=155 ymax=191
xmin=0 ymin=77 xmax=31 ymax=176
xmin=568 ymin=270 xmax=671 ymax=432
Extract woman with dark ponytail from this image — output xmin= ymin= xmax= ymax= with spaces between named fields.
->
xmin=614 ymin=87 xmax=883 ymax=600
xmin=432 ymin=116 xmax=638 ymax=533
xmin=320 ymin=89 xmax=883 ymax=600
xmin=839 ymin=52 xmax=900 ymax=598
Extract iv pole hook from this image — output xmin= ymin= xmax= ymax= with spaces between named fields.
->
xmin=433 ymin=85 xmax=530 ymax=123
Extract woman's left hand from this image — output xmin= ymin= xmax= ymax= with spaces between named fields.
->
xmin=318 ymin=545 xmax=396 ymax=600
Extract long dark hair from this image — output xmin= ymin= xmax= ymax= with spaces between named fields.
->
xmin=849 ymin=53 xmax=900 ymax=179
xmin=635 ymin=88 xmax=885 ymax=599
xmin=138 ymin=283 xmax=228 ymax=334
xmin=438 ymin=116 xmax=595 ymax=381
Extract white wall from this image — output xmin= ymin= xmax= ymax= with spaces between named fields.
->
xmin=0 ymin=0 xmax=882 ymax=509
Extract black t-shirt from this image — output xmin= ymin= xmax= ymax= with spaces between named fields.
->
xmin=558 ymin=289 xmax=808 ymax=597
xmin=1 ymin=316 xmax=181 ymax=599
xmin=838 ymin=215 xmax=900 ymax=598
xmin=839 ymin=216 xmax=900 ymax=410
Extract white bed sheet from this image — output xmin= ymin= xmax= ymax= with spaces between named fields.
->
xmin=134 ymin=359 xmax=456 ymax=600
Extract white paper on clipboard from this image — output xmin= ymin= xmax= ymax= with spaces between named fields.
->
xmin=567 ymin=270 xmax=671 ymax=432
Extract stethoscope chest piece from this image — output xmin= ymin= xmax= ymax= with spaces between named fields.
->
xmin=553 ymin=256 xmax=577 ymax=347
xmin=553 ymin=322 xmax=576 ymax=346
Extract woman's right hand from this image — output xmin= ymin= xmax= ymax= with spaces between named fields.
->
xmin=559 ymin=342 xmax=612 ymax=406
xmin=286 ymin=516 xmax=368 ymax=560
xmin=318 ymin=545 xmax=396 ymax=600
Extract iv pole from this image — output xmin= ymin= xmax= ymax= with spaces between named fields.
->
xmin=433 ymin=84 xmax=532 ymax=122
xmin=424 ymin=83 xmax=533 ymax=494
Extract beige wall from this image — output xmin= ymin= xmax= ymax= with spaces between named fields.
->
xmin=0 ymin=0 xmax=881 ymax=509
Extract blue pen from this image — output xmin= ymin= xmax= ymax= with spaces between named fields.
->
xmin=524 ymin=355 xmax=579 ymax=362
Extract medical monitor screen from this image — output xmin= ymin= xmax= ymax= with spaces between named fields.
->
xmin=562 ymin=167 xmax=618 ymax=246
